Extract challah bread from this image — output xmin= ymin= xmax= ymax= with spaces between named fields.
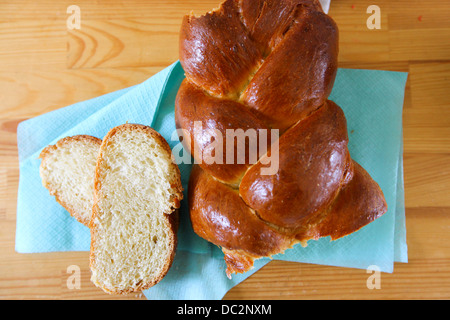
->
xmin=89 ymin=124 xmax=183 ymax=294
xmin=39 ymin=135 xmax=101 ymax=227
xmin=176 ymin=0 xmax=388 ymax=278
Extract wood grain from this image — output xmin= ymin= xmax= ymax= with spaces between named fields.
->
xmin=0 ymin=67 xmax=164 ymax=119
xmin=67 ymin=19 xmax=180 ymax=69
xmin=1 ymin=0 xmax=450 ymax=300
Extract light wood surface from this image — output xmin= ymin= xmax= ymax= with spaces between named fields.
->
xmin=1 ymin=0 xmax=449 ymax=300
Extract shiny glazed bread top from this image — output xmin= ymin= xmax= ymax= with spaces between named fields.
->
xmin=175 ymin=0 xmax=387 ymax=278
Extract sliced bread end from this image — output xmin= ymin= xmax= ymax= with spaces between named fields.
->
xmin=39 ymin=135 xmax=101 ymax=227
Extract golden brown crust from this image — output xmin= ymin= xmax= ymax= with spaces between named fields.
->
xmin=89 ymin=123 xmax=183 ymax=295
xmin=240 ymin=0 xmax=324 ymax=53
xmin=39 ymin=135 xmax=102 ymax=227
xmin=189 ymin=165 xmax=295 ymax=277
xmin=241 ymin=6 xmax=338 ymax=132
xmin=175 ymin=79 xmax=271 ymax=186
xmin=179 ymin=0 xmax=263 ymax=98
xmin=239 ymin=100 xmax=352 ymax=233
xmin=297 ymin=161 xmax=388 ymax=241
xmin=177 ymin=0 xmax=388 ymax=277
xmin=189 ymin=165 xmax=293 ymax=254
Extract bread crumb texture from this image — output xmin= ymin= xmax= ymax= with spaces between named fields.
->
xmin=90 ymin=125 xmax=181 ymax=294
xmin=39 ymin=136 xmax=101 ymax=226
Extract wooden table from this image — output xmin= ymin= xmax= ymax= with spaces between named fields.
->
xmin=1 ymin=0 xmax=449 ymax=300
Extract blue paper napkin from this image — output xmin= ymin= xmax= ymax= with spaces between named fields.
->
xmin=16 ymin=61 xmax=408 ymax=299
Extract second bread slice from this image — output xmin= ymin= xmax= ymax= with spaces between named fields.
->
xmin=89 ymin=124 xmax=183 ymax=294
xmin=39 ymin=135 xmax=101 ymax=227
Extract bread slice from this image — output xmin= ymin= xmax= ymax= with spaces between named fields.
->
xmin=89 ymin=124 xmax=183 ymax=294
xmin=39 ymin=135 xmax=102 ymax=227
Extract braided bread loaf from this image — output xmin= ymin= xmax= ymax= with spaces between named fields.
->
xmin=175 ymin=0 xmax=387 ymax=278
